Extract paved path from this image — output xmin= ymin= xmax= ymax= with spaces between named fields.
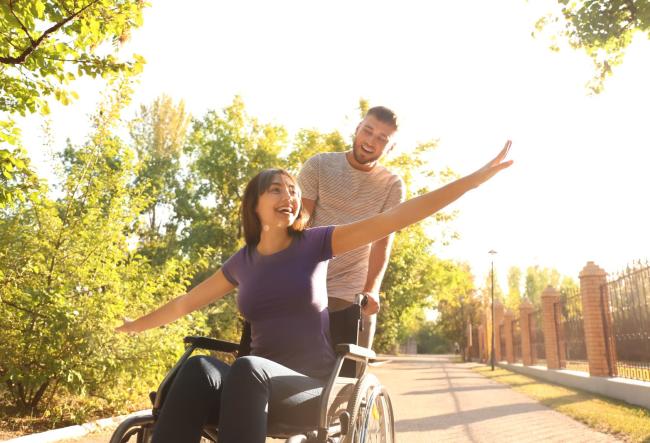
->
xmin=44 ymin=355 xmax=621 ymax=442
xmin=372 ymin=354 xmax=619 ymax=443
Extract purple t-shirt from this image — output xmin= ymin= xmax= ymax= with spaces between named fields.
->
xmin=221 ymin=226 xmax=336 ymax=378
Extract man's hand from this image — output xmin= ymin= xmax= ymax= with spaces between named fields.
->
xmin=361 ymin=291 xmax=380 ymax=315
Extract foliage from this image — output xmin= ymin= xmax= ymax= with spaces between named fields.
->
xmin=0 ymin=84 xmax=207 ymax=415
xmin=429 ymin=263 xmax=478 ymax=354
xmin=534 ymin=0 xmax=650 ymax=93
xmin=0 ymin=146 xmax=37 ymax=208
xmin=1 ymin=0 xmax=146 ymax=220
xmin=372 ymin=139 xmax=461 ymax=353
xmin=178 ymin=96 xmax=287 ymax=263
xmin=505 ymin=266 xmax=523 ymax=311
xmin=375 ymin=226 xmax=475 ymax=353
xmin=172 ymin=97 xmax=289 ymax=340
xmin=524 ymin=265 xmax=561 ymax=306
xmin=284 ymin=128 xmax=347 ymax=174
xmin=415 ymin=320 xmax=452 ymax=354
xmin=0 ymin=0 xmax=146 ymax=115
xmin=0 ymin=92 xmax=474 ymax=426
xmin=478 ymin=267 xmax=504 ymax=308
xmin=130 ymin=95 xmax=190 ymax=266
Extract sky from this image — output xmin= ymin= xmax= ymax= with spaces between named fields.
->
xmin=18 ymin=0 xmax=650 ymax=291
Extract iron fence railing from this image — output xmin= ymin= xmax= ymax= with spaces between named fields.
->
xmin=559 ymin=287 xmax=589 ymax=373
xmin=531 ymin=308 xmax=546 ymax=365
xmin=606 ymin=261 xmax=650 ymax=382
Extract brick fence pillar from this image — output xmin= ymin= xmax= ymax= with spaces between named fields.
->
xmin=580 ymin=261 xmax=617 ymax=377
xmin=494 ymin=301 xmax=504 ymax=362
xmin=485 ymin=305 xmax=493 ymax=364
xmin=503 ymin=310 xmax=514 ymax=363
xmin=541 ymin=286 xmax=561 ymax=369
xmin=465 ymin=322 xmax=471 ymax=360
xmin=478 ymin=324 xmax=485 ymax=362
xmin=520 ymin=298 xmax=534 ymax=366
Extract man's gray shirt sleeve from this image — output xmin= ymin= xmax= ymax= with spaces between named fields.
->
xmin=297 ymin=155 xmax=319 ymax=201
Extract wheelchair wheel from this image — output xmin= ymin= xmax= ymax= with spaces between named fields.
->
xmin=359 ymin=385 xmax=394 ymax=443
xmin=345 ymin=373 xmax=395 ymax=443
xmin=109 ymin=414 xmax=155 ymax=443
xmin=109 ymin=414 xmax=216 ymax=443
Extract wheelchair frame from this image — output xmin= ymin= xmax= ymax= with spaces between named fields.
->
xmin=110 ymin=302 xmax=395 ymax=443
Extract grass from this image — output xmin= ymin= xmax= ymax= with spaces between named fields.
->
xmin=472 ymin=365 xmax=650 ymax=442
xmin=0 ymin=388 xmax=150 ymax=440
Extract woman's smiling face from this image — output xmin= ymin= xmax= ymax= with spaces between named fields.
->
xmin=255 ymin=173 xmax=302 ymax=229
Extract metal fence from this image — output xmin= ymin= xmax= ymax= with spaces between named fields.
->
xmin=558 ymin=287 xmax=589 ymax=372
xmin=605 ymin=262 xmax=650 ymax=382
xmin=512 ymin=318 xmax=521 ymax=362
xmin=530 ymin=308 xmax=546 ymax=365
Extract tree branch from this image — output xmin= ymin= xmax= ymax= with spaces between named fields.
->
xmin=1 ymin=299 xmax=52 ymax=320
xmin=0 ymin=0 xmax=102 ymax=65
xmin=8 ymin=0 xmax=35 ymax=45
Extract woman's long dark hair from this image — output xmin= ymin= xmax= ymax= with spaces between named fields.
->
xmin=241 ymin=169 xmax=308 ymax=247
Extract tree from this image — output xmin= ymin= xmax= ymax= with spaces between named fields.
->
xmin=130 ymin=95 xmax=190 ymax=265
xmin=0 ymin=83 xmax=208 ymax=416
xmin=0 ymin=0 xmax=146 ymax=116
xmin=523 ymin=265 xmax=561 ymax=306
xmin=433 ymin=286 xmax=482 ymax=355
xmin=375 ymin=225 xmax=444 ymax=353
xmin=373 ymin=139 xmax=462 ymax=352
xmin=535 ymin=0 xmax=650 ymax=93
xmin=284 ymin=128 xmax=347 ymax=174
xmin=505 ymin=266 xmax=522 ymax=311
xmin=0 ymin=145 xmax=37 ymax=208
xmin=173 ymin=97 xmax=289 ymax=341
xmin=178 ymin=96 xmax=288 ymax=265
xmin=1 ymin=0 xmax=146 ymax=208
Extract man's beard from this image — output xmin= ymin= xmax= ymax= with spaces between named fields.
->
xmin=352 ymin=141 xmax=380 ymax=165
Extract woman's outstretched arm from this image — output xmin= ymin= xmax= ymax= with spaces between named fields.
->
xmin=331 ymin=140 xmax=513 ymax=257
xmin=115 ymin=269 xmax=236 ymax=333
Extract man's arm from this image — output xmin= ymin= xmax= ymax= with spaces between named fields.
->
xmin=361 ymin=234 xmax=395 ymax=315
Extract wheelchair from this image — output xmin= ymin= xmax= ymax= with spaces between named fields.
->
xmin=110 ymin=299 xmax=395 ymax=443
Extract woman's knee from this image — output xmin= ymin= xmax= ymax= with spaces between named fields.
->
xmin=178 ymin=355 xmax=229 ymax=390
xmin=228 ymin=356 xmax=269 ymax=381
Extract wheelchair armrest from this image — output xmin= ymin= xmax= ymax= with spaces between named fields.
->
xmin=335 ymin=343 xmax=376 ymax=362
xmin=183 ymin=336 xmax=240 ymax=353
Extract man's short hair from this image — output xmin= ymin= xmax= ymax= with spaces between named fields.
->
xmin=365 ymin=106 xmax=398 ymax=131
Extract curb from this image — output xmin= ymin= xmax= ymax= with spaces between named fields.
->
xmin=3 ymin=410 xmax=151 ymax=443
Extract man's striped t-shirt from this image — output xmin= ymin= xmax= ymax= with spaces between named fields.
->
xmin=297 ymin=151 xmax=405 ymax=303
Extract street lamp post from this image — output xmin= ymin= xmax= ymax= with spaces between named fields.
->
xmin=489 ymin=249 xmax=497 ymax=371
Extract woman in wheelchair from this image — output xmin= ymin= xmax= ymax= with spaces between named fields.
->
xmin=116 ymin=141 xmax=512 ymax=442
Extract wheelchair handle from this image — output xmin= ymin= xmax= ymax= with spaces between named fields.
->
xmin=356 ymin=293 xmax=369 ymax=308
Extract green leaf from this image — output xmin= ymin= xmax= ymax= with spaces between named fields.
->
xmin=34 ymin=0 xmax=45 ymax=18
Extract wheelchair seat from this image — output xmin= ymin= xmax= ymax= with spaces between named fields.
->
xmin=110 ymin=301 xmax=395 ymax=443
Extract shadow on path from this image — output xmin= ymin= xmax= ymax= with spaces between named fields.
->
xmin=403 ymin=384 xmax=509 ymax=396
xmin=395 ymin=401 xmax=548 ymax=432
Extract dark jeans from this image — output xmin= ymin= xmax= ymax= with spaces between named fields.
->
xmin=151 ymin=355 xmax=326 ymax=443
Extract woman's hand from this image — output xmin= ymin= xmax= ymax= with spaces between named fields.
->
xmin=115 ymin=318 xmax=137 ymax=334
xmin=468 ymin=140 xmax=513 ymax=188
